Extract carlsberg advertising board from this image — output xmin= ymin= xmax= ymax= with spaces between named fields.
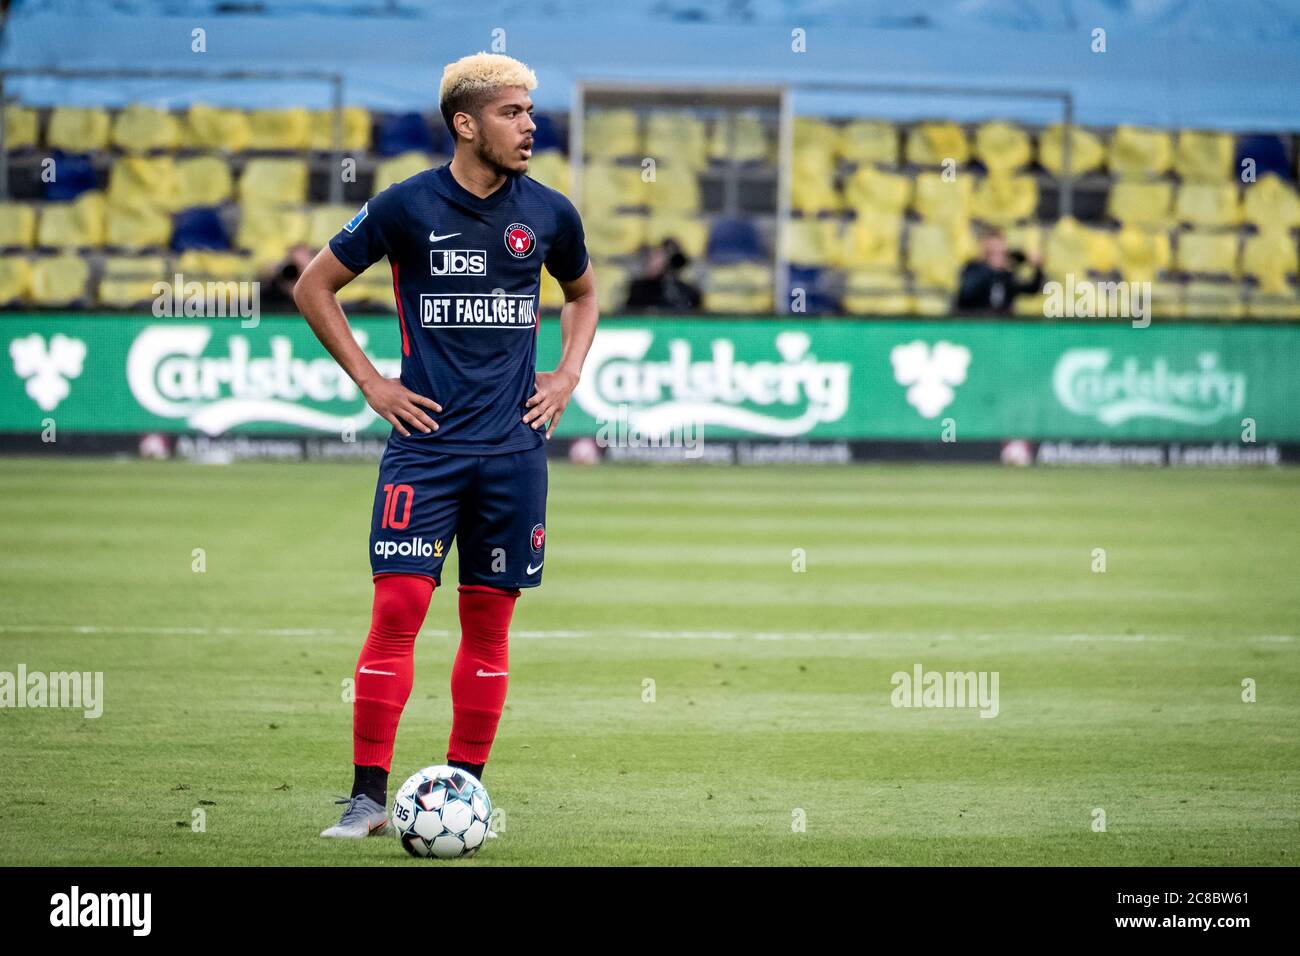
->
xmin=3 ymin=315 xmax=1298 ymax=440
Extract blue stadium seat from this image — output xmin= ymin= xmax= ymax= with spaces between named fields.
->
xmin=786 ymin=265 xmax=838 ymax=314
xmin=375 ymin=112 xmax=436 ymax=157
xmin=171 ymin=208 xmax=232 ymax=252
xmin=1236 ymin=135 xmax=1291 ymax=182
xmin=532 ymin=113 xmax=565 ymax=153
xmin=44 ymin=152 xmax=99 ymax=202
xmin=706 ymin=217 xmax=765 ymax=263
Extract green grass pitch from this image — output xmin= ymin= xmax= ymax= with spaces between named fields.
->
xmin=0 ymin=457 xmax=1297 ymax=865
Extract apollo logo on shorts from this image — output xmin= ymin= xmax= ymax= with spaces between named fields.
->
xmin=504 ymin=222 xmax=535 ymax=258
xmin=374 ymin=537 xmax=439 ymax=559
xmin=430 ymin=249 xmax=486 ymax=276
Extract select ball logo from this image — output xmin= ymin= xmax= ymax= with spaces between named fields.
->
xmin=431 ymin=249 xmax=486 ymax=276
xmin=530 ymin=523 xmax=545 ymax=553
xmin=504 ymin=223 xmax=535 ymax=259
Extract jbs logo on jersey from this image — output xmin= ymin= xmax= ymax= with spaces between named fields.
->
xmin=430 ymin=249 xmax=486 ymax=276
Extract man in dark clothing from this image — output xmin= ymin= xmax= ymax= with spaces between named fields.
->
xmin=955 ymin=227 xmax=1043 ymax=314
xmin=625 ymin=238 xmax=702 ymax=312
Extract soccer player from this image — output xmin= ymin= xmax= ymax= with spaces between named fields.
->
xmin=295 ymin=52 xmax=598 ymax=838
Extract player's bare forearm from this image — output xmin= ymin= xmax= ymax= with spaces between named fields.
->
xmin=295 ymin=246 xmax=441 ymax=436
xmin=524 ymin=263 xmax=599 ymax=438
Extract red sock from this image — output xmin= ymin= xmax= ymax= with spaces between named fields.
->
xmin=447 ymin=584 xmax=518 ymax=767
xmin=353 ymin=573 xmax=434 ymax=771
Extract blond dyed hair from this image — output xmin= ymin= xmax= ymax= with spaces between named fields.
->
xmin=439 ymin=52 xmax=538 ymax=139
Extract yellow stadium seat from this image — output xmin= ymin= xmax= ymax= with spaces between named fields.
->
xmin=708 ymin=111 xmax=769 ymax=163
xmin=36 ymin=192 xmax=106 ymax=249
xmin=912 ymin=289 xmax=953 ymax=315
xmin=1148 ymin=281 xmax=1185 ymax=319
xmin=913 ymin=171 xmax=972 ymax=224
xmin=373 ymin=152 xmax=433 ymax=192
xmin=308 ymin=107 xmax=372 ymax=151
xmin=109 ymin=156 xmax=180 ymax=212
xmin=106 ymin=202 xmax=172 ymax=250
xmin=1005 ymin=224 xmax=1043 ymax=261
xmin=539 ymin=266 xmax=565 ymax=311
xmin=783 ymin=217 xmax=841 ymax=267
xmin=645 ymin=214 xmax=708 ymax=260
xmin=1242 ymin=230 xmax=1298 ymax=294
xmin=793 ymin=117 xmax=841 ymax=158
xmin=971 ymin=173 xmax=1038 ymax=225
xmin=581 ymin=162 xmax=644 ymax=215
xmin=1115 ymin=226 xmax=1171 ymax=283
xmin=1174 ymin=183 xmax=1241 ymax=228
xmin=644 ymin=111 xmax=708 ymax=170
xmin=183 ymin=104 xmax=252 ymax=151
xmin=1175 ymin=130 xmax=1234 ymax=182
xmin=111 ymin=104 xmax=180 ymax=153
xmin=306 ymin=205 xmax=358 ymax=248
xmin=0 ymin=203 xmax=37 ymax=247
xmin=238 ymin=158 xmax=309 ymax=207
xmin=47 ymin=106 xmax=111 ymax=152
xmin=98 ymin=255 xmax=168 ymax=307
xmin=905 ymin=122 xmax=970 ymax=167
xmin=337 ymin=260 xmax=396 ymax=310
xmin=839 ymin=120 xmax=897 ymax=166
xmin=1044 ymin=217 xmax=1114 ymax=279
xmin=1012 ymin=291 xmax=1049 ymax=317
xmin=974 ymin=121 xmax=1031 ymax=175
xmin=1107 ymin=126 xmax=1173 ymax=179
xmin=1176 ymin=230 xmax=1239 ymax=277
xmin=1037 ymin=124 xmax=1105 ymax=177
xmin=584 ymin=110 xmax=640 ymax=159
xmin=175 ymin=155 xmax=233 ymax=208
xmin=584 ymin=213 xmax=645 ymax=257
xmin=643 ymin=163 xmax=701 ymax=214
xmin=235 ymin=206 xmax=308 ymax=268
xmin=176 ymin=250 xmax=257 ymax=283
xmin=1107 ymin=180 xmax=1173 ymax=227
xmin=592 ymin=262 xmax=630 ymax=314
xmin=0 ymin=258 xmax=31 ymax=304
xmin=906 ymin=222 xmax=964 ymax=292
xmin=1246 ymin=290 xmax=1300 ymax=320
xmin=1242 ymin=174 xmax=1300 ymax=231
xmin=3 ymin=104 xmax=39 ymax=149
xmin=843 ymin=165 xmax=911 ymax=214
xmin=1183 ymin=280 xmax=1243 ymax=319
xmin=844 ymin=208 xmax=902 ymax=270
xmin=790 ymin=153 xmax=840 ymax=213
xmin=527 ymin=150 xmax=571 ymax=194
xmin=247 ymin=108 xmax=311 ymax=150
xmin=843 ymin=268 xmax=909 ymax=315
xmin=702 ymin=263 xmax=772 ymax=312
xmin=30 ymin=254 xmax=91 ymax=306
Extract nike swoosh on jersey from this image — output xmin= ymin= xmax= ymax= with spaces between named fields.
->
xmin=526 ymin=561 xmax=543 ymax=574
xmin=428 ymin=231 xmax=461 ymax=242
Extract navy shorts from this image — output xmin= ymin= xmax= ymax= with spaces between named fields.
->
xmin=369 ymin=440 xmax=548 ymax=589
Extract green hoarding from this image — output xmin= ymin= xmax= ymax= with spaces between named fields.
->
xmin=3 ymin=314 xmax=1298 ymax=441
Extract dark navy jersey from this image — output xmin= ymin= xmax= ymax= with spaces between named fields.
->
xmin=329 ymin=163 xmax=589 ymax=454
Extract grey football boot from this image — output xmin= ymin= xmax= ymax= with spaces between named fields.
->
xmin=320 ymin=794 xmax=389 ymax=838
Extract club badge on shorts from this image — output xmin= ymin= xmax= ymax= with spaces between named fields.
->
xmin=505 ymin=222 xmax=535 ymax=258
xmin=530 ymin=523 xmax=546 ymax=552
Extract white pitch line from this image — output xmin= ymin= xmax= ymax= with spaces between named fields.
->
xmin=0 ymin=625 xmax=1292 ymax=643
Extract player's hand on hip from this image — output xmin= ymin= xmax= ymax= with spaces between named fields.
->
xmin=361 ymin=376 xmax=441 ymax=437
xmin=524 ymin=369 xmax=578 ymax=440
